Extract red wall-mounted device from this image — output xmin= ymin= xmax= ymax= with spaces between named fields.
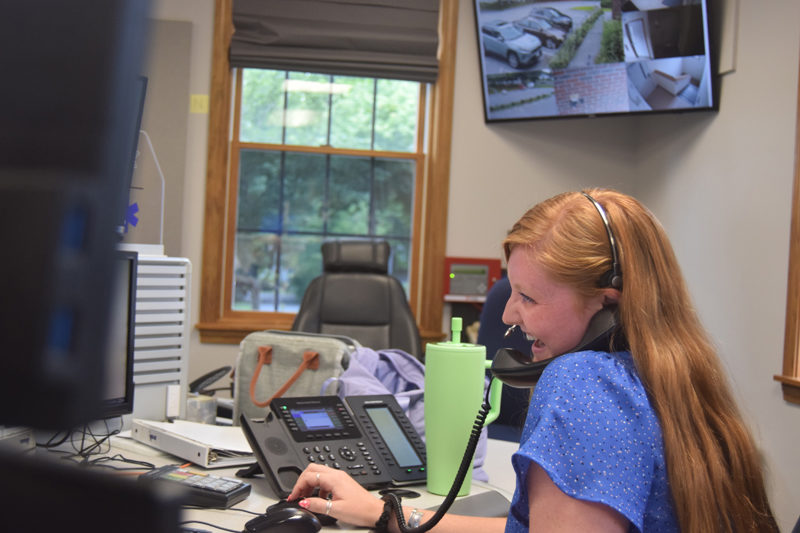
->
xmin=443 ymin=257 xmax=501 ymax=297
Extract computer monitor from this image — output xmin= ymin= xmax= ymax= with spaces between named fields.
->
xmin=100 ymin=250 xmax=138 ymax=419
xmin=0 ymin=4 xmax=184 ymax=531
xmin=120 ymin=75 xmax=148 ymax=230
xmin=0 ymin=0 xmax=151 ymax=430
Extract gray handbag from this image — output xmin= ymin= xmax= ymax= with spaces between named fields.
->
xmin=232 ymin=330 xmax=359 ymax=424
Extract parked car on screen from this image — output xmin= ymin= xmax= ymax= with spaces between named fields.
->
xmin=529 ymin=6 xmax=573 ymax=32
xmin=481 ymin=20 xmax=543 ymax=69
xmin=514 ymin=16 xmax=567 ymax=49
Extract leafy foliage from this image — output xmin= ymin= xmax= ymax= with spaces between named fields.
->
xmin=595 ymin=19 xmax=623 ymax=64
xmin=233 ymin=69 xmax=419 ymax=311
xmin=549 ymin=8 xmax=604 ymax=70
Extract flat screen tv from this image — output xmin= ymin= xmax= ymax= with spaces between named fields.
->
xmin=474 ymin=0 xmax=718 ymax=122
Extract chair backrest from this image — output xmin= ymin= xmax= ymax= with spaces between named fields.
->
xmin=291 ymin=240 xmax=422 ymax=360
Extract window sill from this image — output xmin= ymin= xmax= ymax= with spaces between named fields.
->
xmin=774 ymin=375 xmax=800 ymax=405
xmin=196 ymin=313 xmax=295 ymax=344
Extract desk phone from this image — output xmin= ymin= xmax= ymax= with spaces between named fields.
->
xmin=240 ymin=394 xmax=427 ymax=497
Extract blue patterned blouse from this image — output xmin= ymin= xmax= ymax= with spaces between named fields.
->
xmin=504 ymin=350 xmax=679 ymax=533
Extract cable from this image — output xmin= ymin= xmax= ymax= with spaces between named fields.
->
xmin=74 ymin=422 xmax=117 ymax=460
xmin=37 ymin=418 xmax=151 ymax=472
xmin=36 ymin=429 xmax=71 ymax=448
xmin=182 ymin=505 xmax=262 ymax=517
xmin=384 ymin=377 xmax=496 ymax=533
xmin=138 ymin=129 xmax=165 ymax=247
xmin=84 ymin=453 xmax=156 ymax=471
xmin=178 ymin=520 xmax=240 ymax=533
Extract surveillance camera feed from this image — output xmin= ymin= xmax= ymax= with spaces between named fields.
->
xmin=474 ymin=0 xmax=716 ymax=122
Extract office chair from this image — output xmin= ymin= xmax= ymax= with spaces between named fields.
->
xmin=292 ymin=239 xmax=423 ymax=360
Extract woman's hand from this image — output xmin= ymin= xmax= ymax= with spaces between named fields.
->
xmin=287 ymin=463 xmax=385 ymax=527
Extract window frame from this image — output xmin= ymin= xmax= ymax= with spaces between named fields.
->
xmin=226 ymin=70 xmax=426 ymax=316
xmin=196 ymin=0 xmax=457 ymax=345
xmin=775 ymin=52 xmax=800 ymax=404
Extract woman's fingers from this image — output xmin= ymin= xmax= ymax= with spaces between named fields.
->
xmin=287 ymin=464 xmax=385 ymax=527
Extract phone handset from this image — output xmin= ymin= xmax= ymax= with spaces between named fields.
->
xmin=489 ymin=307 xmax=623 ymax=388
xmin=377 ymin=312 xmax=623 ymax=532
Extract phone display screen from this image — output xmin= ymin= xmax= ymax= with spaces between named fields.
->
xmin=290 ymin=407 xmax=344 ymax=432
xmin=365 ymin=406 xmax=422 ymax=468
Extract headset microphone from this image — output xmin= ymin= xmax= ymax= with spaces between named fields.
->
xmin=490 ymin=192 xmax=626 ymax=387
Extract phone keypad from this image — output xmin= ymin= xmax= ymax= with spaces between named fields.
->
xmin=301 ymin=441 xmax=382 ymax=477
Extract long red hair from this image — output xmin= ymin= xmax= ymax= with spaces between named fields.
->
xmin=503 ymin=189 xmax=777 ymax=532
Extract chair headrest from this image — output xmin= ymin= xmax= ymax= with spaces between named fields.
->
xmin=322 ymin=240 xmax=390 ymax=274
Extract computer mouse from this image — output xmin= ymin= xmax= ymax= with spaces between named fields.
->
xmin=266 ymin=499 xmax=338 ymax=527
xmin=243 ymin=507 xmax=321 ymax=533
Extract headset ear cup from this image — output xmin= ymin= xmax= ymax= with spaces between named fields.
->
xmin=600 ymin=270 xmax=622 ymax=289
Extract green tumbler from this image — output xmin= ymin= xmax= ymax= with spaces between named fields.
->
xmin=424 ymin=317 xmax=502 ymax=496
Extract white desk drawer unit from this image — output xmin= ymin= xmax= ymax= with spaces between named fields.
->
xmin=124 ymin=256 xmax=191 ymax=428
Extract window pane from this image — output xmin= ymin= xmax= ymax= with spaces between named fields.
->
xmin=373 ymin=158 xmax=414 ymax=238
xmin=328 ymin=155 xmax=371 ymax=234
xmin=231 ymin=68 xmax=423 ymax=314
xmin=240 ymin=69 xmax=285 ymax=144
xmin=375 ymin=79 xmax=419 ymax=152
xmin=285 ymin=72 xmax=331 ymax=147
xmin=385 ymin=237 xmax=411 ymax=291
xmin=330 ymin=76 xmax=375 ymax=150
xmin=284 ymin=152 xmax=326 ymax=232
xmin=237 ymin=150 xmax=281 ymax=232
xmin=278 ymin=234 xmax=324 ymax=312
xmin=233 ymin=232 xmax=278 ymax=311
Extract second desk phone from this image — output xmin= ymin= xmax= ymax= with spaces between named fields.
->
xmin=240 ymin=394 xmax=427 ymax=497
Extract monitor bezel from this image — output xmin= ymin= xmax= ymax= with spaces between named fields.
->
xmin=99 ymin=249 xmax=138 ymax=418
xmin=473 ymin=0 xmax=720 ymax=123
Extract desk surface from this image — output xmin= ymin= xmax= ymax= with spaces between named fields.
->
xmin=100 ymin=434 xmax=518 ymax=532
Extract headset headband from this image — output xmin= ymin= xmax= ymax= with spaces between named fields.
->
xmin=581 ymin=192 xmax=622 ymax=289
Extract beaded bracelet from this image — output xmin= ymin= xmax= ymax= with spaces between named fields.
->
xmin=374 ymin=497 xmax=393 ymax=533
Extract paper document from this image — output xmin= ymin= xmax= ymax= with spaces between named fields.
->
xmin=131 ymin=418 xmax=255 ymax=469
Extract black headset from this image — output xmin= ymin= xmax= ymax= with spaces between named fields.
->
xmin=581 ymin=192 xmax=623 ymax=290
xmin=491 ymin=192 xmax=626 ymax=388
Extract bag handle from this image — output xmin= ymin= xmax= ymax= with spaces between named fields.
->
xmin=249 ymin=346 xmax=320 ymax=408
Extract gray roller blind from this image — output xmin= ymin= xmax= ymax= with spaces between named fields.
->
xmin=230 ymin=0 xmax=440 ymax=83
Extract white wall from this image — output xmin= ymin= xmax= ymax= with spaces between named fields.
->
xmin=148 ymin=0 xmax=227 ymax=389
xmin=450 ymin=1 xmax=800 ymax=529
xmin=153 ymin=0 xmax=800 ymax=528
xmin=633 ymin=2 xmax=800 ymax=528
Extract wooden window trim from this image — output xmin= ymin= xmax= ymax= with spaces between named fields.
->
xmin=196 ymin=0 xmax=457 ymax=345
xmin=775 ymin=52 xmax=800 ymax=404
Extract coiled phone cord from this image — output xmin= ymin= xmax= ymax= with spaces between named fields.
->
xmin=381 ymin=377 xmax=495 ymax=533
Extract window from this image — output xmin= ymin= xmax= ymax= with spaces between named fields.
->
xmin=197 ymin=0 xmax=458 ymax=344
xmin=231 ymin=70 xmax=423 ymax=313
xmin=775 ymin=53 xmax=800 ymax=404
